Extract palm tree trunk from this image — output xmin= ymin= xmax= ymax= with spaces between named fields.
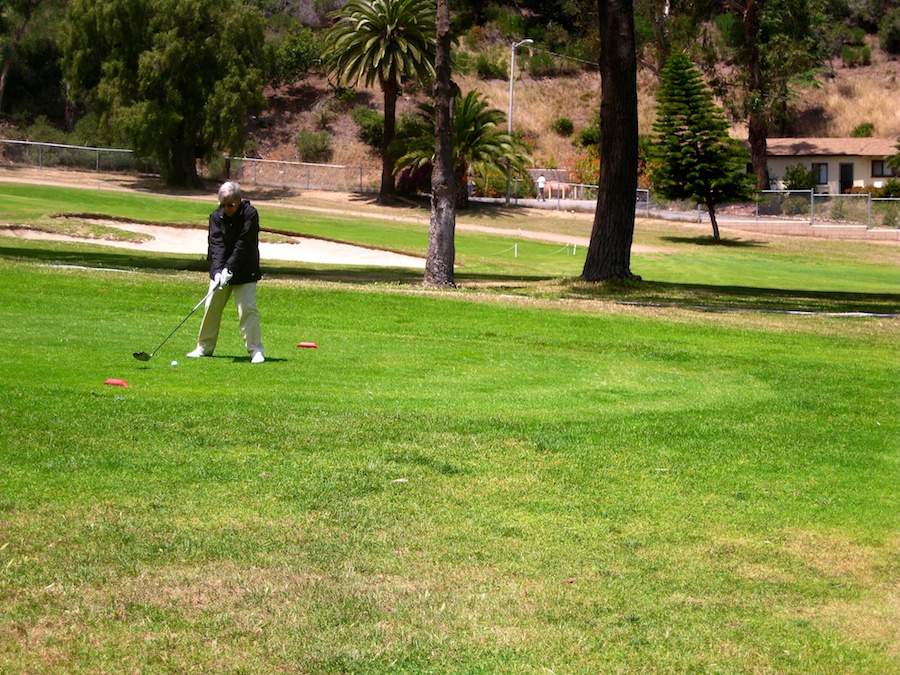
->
xmin=582 ymin=0 xmax=640 ymax=281
xmin=424 ymin=0 xmax=456 ymax=287
xmin=379 ymin=77 xmax=399 ymax=204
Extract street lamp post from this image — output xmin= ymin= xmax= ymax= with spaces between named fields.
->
xmin=506 ymin=38 xmax=533 ymax=205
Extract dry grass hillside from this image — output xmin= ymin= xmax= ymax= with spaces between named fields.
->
xmin=248 ymin=40 xmax=900 ymax=175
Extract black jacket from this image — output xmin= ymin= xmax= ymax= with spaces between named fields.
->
xmin=207 ymin=200 xmax=262 ymax=285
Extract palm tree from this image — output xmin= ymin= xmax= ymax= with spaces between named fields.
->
xmin=393 ymin=90 xmax=527 ymax=209
xmin=322 ymin=0 xmax=435 ymax=204
xmin=425 ymin=0 xmax=457 ymax=288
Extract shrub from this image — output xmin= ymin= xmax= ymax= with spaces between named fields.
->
xmin=578 ymin=125 xmax=600 ymax=148
xmin=882 ymin=178 xmax=900 ymax=198
xmin=841 ymin=44 xmax=871 ymax=66
xmin=851 ymin=122 xmax=874 ymax=137
xmin=483 ymin=6 xmax=525 ymax=39
xmin=849 ymin=27 xmax=867 ymax=46
xmin=295 ymin=129 xmax=332 ymax=163
xmin=396 ymin=161 xmax=432 ymax=196
xmin=782 ymin=195 xmax=811 ymax=216
xmin=551 ymin=117 xmax=574 ymax=137
xmin=350 ymin=106 xmax=384 ymax=149
xmin=476 ymin=54 xmax=506 ymax=80
xmin=783 ymin=163 xmax=815 ymax=190
xmin=333 ymin=87 xmax=358 ymax=108
xmin=272 ymin=26 xmax=320 ymax=86
xmin=880 ymin=9 xmax=900 ymax=54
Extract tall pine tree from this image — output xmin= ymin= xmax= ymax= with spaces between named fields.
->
xmin=650 ymin=52 xmax=756 ymax=241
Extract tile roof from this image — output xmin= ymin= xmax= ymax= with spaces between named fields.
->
xmin=767 ymin=138 xmax=899 ymax=157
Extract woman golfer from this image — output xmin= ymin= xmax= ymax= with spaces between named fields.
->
xmin=187 ymin=181 xmax=265 ymax=363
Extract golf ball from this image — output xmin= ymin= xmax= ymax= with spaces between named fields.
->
xmin=171 ymin=360 xmax=178 ymax=367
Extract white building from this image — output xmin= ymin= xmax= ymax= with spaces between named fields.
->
xmin=766 ymin=138 xmax=898 ymax=193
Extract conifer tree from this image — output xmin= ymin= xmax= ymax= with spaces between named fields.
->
xmin=650 ymin=52 xmax=756 ymax=241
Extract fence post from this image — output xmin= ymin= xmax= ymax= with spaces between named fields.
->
xmin=809 ymin=189 xmax=814 ymax=225
xmin=868 ymin=192 xmax=872 ymax=229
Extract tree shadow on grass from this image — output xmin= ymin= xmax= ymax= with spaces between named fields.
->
xmin=566 ymin=278 xmax=900 ymax=315
xmin=661 ymin=235 xmax=768 ymax=248
xmin=5 ymin=241 xmax=897 ymax=315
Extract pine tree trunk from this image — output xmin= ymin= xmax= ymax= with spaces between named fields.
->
xmin=582 ymin=0 xmax=640 ymax=282
xmin=707 ymin=201 xmax=721 ymax=241
xmin=424 ymin=0 xmax=456 ymax=287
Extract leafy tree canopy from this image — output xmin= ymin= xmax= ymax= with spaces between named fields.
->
xmin=64 ymin=0 xmax=267 ymax=187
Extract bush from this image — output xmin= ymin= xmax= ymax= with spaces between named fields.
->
xmin=841 ymin=44 xmax=871 ymax=66
xmin=526 ymin=51 xmax=579 ymax=77
xmin=851 ymin=122 xmax=874 ymax=138
xmin=272 ymin=26 xmax=320 ymax=86
xmin=295 ymin=129 xmax=332 ymax=163
xmin=476 ymin=54 xmax=506 ymax=80
xmin=550 ymin=117 xmax=574 ymax=137
xmin=782 ymin=195 xmax=810 ymax=216
xmin=350 ymin=106 xmax=384 ymax=149
xmin=332 ymin=87 xmax=358 ymax=108
xmin=879 ymin=9 xmax=900 ymax=54
xmin=483 ymin=6 xmax=525 ymax=39
xmin=881 ymin=179 xmax=900 ymax=198
xmin=783 ymin=163 xmax=815 ymax=190
xmin=396 ymin=161 xmax=432 ymax=196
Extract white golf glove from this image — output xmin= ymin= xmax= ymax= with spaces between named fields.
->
xmin=215 ymin=268 xmax=233 ymax=289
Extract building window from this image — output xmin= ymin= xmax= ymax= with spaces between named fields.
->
xmin=872 ymin=160 xmax=897 ymax=178
xmin=812 ymin=163 xmax=828 ymax=184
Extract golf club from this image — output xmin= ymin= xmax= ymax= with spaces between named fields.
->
xmin=133 ymin=285 xmax=217 ymax=361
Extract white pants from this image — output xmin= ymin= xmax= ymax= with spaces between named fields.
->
xmin=195 ymin=280 xmax=263 ymax=356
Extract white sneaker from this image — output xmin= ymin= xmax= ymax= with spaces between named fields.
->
xmin=251 ymin=352 xmax=265 ymax=364
xmin=186 ymin=347 xmax=208 ymax=358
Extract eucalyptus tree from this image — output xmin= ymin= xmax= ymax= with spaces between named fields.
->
xmin=649 ymin=52 xmax=756 ymax=241
xmin=322 ymin=0 xmax=436 ymax=204
xmin=393 ymin=90 xmax=525 ymax=209
xmin=64 ymin=0 xmax=267 ymax=187
xmin=698 ymin=0 xmax=820 ymax=189
xmin=0 ymin=0 xmax=48 ymax=113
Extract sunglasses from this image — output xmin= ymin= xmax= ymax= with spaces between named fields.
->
xmin=221 ymin=201 xmax=239 ymax=208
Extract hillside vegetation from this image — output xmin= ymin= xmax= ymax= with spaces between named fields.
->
xmin=250 ymin=39 xmax=900 ymax=179
xmin=2 ymin=2 xmax=900 ymax=184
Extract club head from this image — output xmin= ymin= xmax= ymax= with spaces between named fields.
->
xmin=133 ymin=351 xmax=152 ymax=361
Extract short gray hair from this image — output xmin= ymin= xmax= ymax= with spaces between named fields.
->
xmin=218 ymin=181 xmax=242 ymax=204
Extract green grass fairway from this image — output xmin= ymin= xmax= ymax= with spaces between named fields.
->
xmin=1 ymin=180 xmax=899 ymax=673
xmin=1 ymin=259 xmax=899 ymax=674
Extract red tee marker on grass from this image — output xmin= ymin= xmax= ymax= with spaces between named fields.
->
xmin=297 ymin=342 xmax=318 ymax=349
xmin=104 ymin=378 xmax=130 ymax=387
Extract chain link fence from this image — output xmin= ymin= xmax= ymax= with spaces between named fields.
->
xmin=0 ymin=139 xmax=159 ymax=174
xmin=3 ymin=139 xmax=899 ymax=229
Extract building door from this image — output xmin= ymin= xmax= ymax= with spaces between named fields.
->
xmin=839 ymin=163 xmax=854 ymax=194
